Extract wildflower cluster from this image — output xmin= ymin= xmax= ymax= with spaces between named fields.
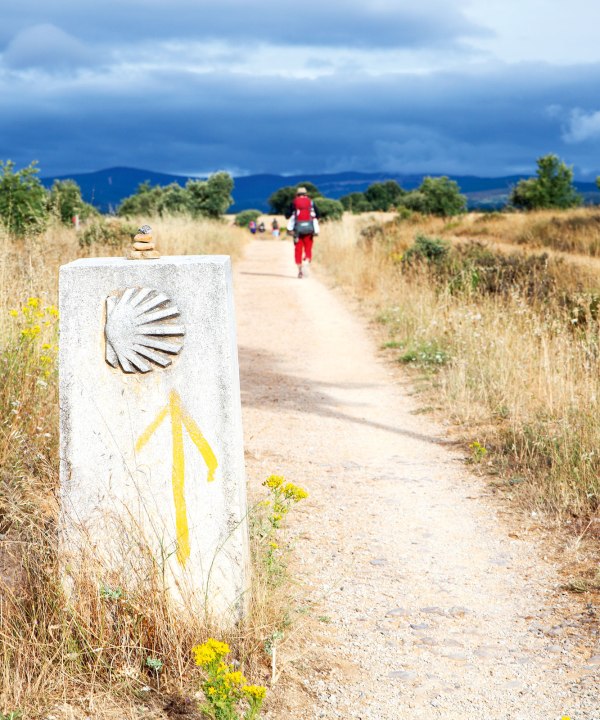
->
xmin=261 ymin=475 xmax=308 ymax=530
xmin=252 ymin=475 xmax=309 ymax=589
xmin=192 ymin=639 xmax=266 ymax=720
xmin=7 ymin=297 xmax=59 ymax=378
xmin=468 ymin=440 xmax=488 ymax=463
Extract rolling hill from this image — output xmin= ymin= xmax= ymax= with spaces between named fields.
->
xmin=40 ymin=167 xmax=600 ymax=213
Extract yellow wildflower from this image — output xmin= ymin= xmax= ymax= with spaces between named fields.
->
xmin=243 ymin=685 xmax=267 ymax=701
xmin=205 ymin=638 xmax=230 ymax=656
xmin=269 ymin=541 xmax=278 ymax=549
xmin=192 ymin=644 xmax=216 ymax=667
xmin=224 ymin=670 xmax=246 ymax=687
xmin=46 ymin=305 xmax=59 ymax=317
xmin=9 ymin=309 xmax=18 ymax=317
xmin=27 ymin=297 xmax=40 ymax=308
xmin=263 ymin=474 xmax=284 ymax=489
xmin=42 ymin=343 xmax=52 ymax=350
xmin=282 ymin=483 xmax=308 ymax=501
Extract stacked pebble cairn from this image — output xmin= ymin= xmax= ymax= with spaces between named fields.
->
xmin=127 ymin=224 xmax=160 ymax=259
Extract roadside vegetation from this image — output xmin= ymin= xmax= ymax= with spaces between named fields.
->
xmin=0 ymin=216 xmax=306 ymax=719
xmin=318 ymin=207 xmax=600 ymax=530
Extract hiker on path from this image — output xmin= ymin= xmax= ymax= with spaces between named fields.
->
xmin=271 ymin=218 xmax=280 ymax=238
xmin=285 ymin=186 xmax=320 ymax=278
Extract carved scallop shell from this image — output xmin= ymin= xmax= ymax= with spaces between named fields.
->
xmin=105 ymin=287 xmax=185 ymax=373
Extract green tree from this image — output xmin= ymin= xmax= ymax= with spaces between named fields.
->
xmin=364 ymin=180 xmax=405 ymax=211
xmin=158 ymin=182 xmax=190 ymax=216
xmin=0 ymin=160 xmax=49 ymax=237
xmin=118 ymin=180 xmax=163 ymax=217
xmin=402 ymin=176 xmax=466 ymax=217
xmin=339 ymin=192 xmax=371 ymax=213
xmin=186 ymin=171 xmax=234 ymax=218
xmin=268 ymin=182 xmax=321 ymax=214
xmin=118 ymin=172 xmax=234 ymax=219
xmin=509 ymin=154 xmax=582 ymax=210
xmin=49 ymin=179 xmax=97 ymax=224
xmin=315 ymin=197 xmax=344 ymax=221
xmin=401 ymin=190 xmax=428 ymax=214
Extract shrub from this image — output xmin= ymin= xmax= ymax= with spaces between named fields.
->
xmin=79 ymin=219 xmax=137 ymax=248
xmin=402 ymin=234 xmax=450 ymax=264
xmin=235 ymin=209 xmax=261 ymax=227
xmin=315 ymin=197 xmax=344 ymax=221
xmin=401 ymin=177 xmax=467 ymax=217
xmin=339 ymin=192 xmax=371 ymax=213
xmin=0 ymin=160 xmax=49 ymax=238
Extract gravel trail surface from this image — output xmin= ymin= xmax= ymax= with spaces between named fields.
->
xmin=235 ymin=239 xmax=599 ymax=720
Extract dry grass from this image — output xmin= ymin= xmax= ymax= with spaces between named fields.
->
xmin=319 ymin=210 xmax=600 ymax=521
xmin=0 ymin=218 xmax=295 ymax=718
xmin=406 ymin=206 xmax=600 ymax=260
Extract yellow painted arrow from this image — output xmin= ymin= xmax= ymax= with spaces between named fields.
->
xmin=135 ymin=389 xmax=218 ymax=566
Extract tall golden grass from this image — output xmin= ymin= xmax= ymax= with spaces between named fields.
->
xmin=0 ymin=218 xmax=293 ymax=718
xmin=318 ymin=209 xmax=600 ymax=520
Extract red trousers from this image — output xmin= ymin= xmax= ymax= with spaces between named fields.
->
xmin=294 ymin=235 xmax=313 ymax=265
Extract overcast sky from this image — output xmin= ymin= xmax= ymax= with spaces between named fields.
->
xmin=1 ymin=0 xmax=600 ymax=179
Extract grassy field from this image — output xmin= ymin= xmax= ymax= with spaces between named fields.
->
xmin=318 ymin=209 xmax=600 ymax=532
xmin=0 ymin=217 xmax=300 ymax=718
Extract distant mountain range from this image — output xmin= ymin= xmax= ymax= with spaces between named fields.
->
xmin=40 ymin=166 xmax=600 ymax=213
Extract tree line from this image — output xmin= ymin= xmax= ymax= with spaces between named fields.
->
xmin=260 ymin=153 xmax=590 ymax=220
xmin=0 ymin=162 xmax=236 ymax=238
xmin=0 ymin=154 xmax=597 ymax=239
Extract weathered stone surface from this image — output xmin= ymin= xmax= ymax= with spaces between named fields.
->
xmin=126 ymin=249 xmax=161 ymax=259
xmin=133 ymin=241 xmax=156 ymax=251
xmin=59 ymin=256 xmax=249 ymax=622
xmin=134 ymin=233 xmax=153 ymax=242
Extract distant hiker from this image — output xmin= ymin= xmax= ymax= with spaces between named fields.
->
xmin=258 ymin=221 xmax=266 ymax=234
xmin=249 ymin=219 xmax=257 ymax=234
xmin=271 ymin=218 xmax=280 ymax=238
xmin=285 ymin=186 xmax=320 ymax=278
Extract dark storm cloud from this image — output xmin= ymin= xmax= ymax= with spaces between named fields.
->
xmin=0 ymin=0 xmax=486 ymax=54
xmin=1 ymin=61 xmax=599 ymax=178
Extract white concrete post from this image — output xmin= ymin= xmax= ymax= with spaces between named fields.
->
xmin=59 ymin=256 xmax=249 ymax=621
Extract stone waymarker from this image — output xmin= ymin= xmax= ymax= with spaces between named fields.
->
xmin=59 ymin=249 xmax=249 ymax=621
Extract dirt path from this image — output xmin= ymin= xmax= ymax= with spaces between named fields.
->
xmin=234 ymin=239 xmax=599 ymax=720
